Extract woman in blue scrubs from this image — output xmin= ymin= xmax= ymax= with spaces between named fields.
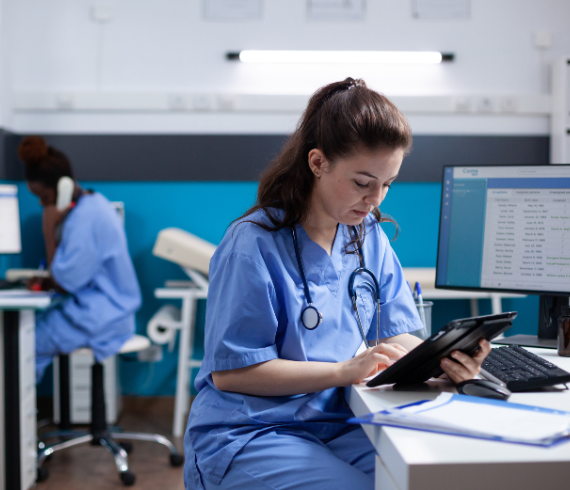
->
xmin=18 ymin=136 xmax=142 ymax=382
xmin=184 ymin=79 xmax=491 ymax=489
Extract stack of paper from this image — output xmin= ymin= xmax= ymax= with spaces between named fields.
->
xmin=349 ymin=392 xmax=570 ymax=447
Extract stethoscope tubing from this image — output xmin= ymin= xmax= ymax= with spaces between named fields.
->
xmin=291 ymin=224 xmax=313 ymax=305
xmin=292 ymin=225 xmax=381 ymax=346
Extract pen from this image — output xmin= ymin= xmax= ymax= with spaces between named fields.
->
xmin=38 ymin=259 xmax=46 ymax=272
xmin=415 ymin=282 xmax=427 ymax=328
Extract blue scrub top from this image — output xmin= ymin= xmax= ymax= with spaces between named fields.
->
xmin=43 ymin=192 xmax=141 ymax=361
xmin=185 ymin=209 xmax=422 ymax=487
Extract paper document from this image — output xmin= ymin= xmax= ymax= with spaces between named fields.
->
xmin=308 ymin=0 xmax=366 ymax=21
xmin=204 ymin=0 xmax=262 ymax=20
xmin=413 ymin=0 xmax=470 ymax=19
xmin=0 ymin=290 xmax=53 ymax=299
xmin=349 ymin=392 xmax=570 ymax=446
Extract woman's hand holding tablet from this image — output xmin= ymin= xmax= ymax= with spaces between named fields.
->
xmin=366 ymin=312 xmax=517 ymax=388
xmin=441 ymin=339 xmax=492 ymax=384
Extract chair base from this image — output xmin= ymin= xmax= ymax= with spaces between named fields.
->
xmin=37 ymin=356 xmax=183 ymax=486
xmin=37 ymin=429 xmax=183 ymax=486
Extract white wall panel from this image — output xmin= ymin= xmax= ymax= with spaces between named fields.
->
xmin=4 ymin=0 xmax=570 ymax=133
xmin=9 ymin=111 xmax=550 ymax=136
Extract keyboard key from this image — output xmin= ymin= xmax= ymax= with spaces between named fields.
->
xmin=484 ymin=345 xmax=570 ymax=392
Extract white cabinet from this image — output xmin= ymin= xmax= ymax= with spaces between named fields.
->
xmin=53 ymin=352 xmax=121 ymax=425
xmin=0 ymin=292 xmax=52 ymax=490
xmin=18 ymin=311 xmax=37 ymax=490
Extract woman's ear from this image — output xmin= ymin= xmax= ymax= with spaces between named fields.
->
xmin=308 ymin=149 xmax=329 ymax=178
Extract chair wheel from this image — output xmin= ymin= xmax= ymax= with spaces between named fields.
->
xmin=37 ymin=467 xmax=49 ymax=482
xmin=120 ymin=471 xmax=136 ymax=486
xmin=170 ymin=454 xmax=184 ymax=467
xmin=119 ymin=441 xmax=133 ymax=454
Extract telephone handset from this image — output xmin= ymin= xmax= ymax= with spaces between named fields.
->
xmin=56 ymin=176 xmax=75 ymax=211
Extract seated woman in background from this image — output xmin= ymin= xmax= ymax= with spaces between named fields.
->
xmin=18 ymin=136 xmax=142 ymax=382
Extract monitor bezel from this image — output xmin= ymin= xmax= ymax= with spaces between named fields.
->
xmin=435 ymin=163 xmax=570 ymax=297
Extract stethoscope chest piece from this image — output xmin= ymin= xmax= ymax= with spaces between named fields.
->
xmin=291 ymin=224 xmax=381 ymax=344
xmin=301 ymin=305 xmax=322 ymax=330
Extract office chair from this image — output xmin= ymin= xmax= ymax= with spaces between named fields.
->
xmin=37 ymin=335 xmax=184 ymax=486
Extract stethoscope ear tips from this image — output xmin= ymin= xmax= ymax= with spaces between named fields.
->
xmin=301 ymin=305 xmax=323 ymax=330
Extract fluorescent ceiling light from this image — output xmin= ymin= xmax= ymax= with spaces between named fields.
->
xmin=227 ymin=50 xmax=454 ymax=64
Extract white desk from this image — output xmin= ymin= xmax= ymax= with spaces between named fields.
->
xmin=0 ymin=291 xmax=52 ymax=490
xmin=346 ymin=348 xmax=570 ymax=490
xmin=421 ymin=289 xmax=525 ymax=316
xmin=402 ymin=268 xmax=526 ymax=316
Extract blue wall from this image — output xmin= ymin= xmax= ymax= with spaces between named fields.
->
xmin=1 ymin=181 xmax=539 ymax=396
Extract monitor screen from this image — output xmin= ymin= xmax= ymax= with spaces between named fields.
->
xmin=0 ymin=184 xmax=22 ymax=254
xmin=436 ymin=165 xmax=570 ymax=295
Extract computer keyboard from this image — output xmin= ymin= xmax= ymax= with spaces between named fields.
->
xmin=481 ymin=345 xmax=570 ymax=392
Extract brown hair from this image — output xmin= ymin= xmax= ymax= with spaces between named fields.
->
xmin=17 ymin=136 xmax=73 ymax=189
xmin=238 ymin=78 xmax=412 ymax=248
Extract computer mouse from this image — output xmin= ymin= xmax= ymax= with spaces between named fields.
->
xmin=455 ymin=379 xmax=512 ymax=400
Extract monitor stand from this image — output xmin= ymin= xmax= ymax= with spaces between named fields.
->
xmin=493 ymin=295 xmax=569 ymax=349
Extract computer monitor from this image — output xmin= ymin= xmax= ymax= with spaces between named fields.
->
xmin=436 ymin=165 xmax=570 ymax=348
xmin=0 ymin=184 xmax=22 ymax=254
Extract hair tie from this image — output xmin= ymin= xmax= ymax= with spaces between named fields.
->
xmin=347 ymin=78 xmax=364 ymax=90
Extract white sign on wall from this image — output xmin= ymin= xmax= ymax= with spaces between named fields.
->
xmin=307 ymin=0 xmax=366 ymax=21
xmin=204 ymin=0 xmax=263 ymax=20
xmin=413 ymin=0 xmax=470 ymax=19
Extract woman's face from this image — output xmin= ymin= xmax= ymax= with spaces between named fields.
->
xmin=308 ymin=146 xmax=404 ymax=227
xmin=28 ymin=181 xmax=56 ymax=207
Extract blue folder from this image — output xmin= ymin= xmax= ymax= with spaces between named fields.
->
xmin=348 ymin=393 xmax=570 ymax=447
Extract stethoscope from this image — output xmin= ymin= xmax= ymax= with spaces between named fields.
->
xmin=291 ymin=225 xmax=381 ymax=348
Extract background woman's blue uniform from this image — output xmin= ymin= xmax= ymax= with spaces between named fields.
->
xmin=35 ymin=192 xmax=142 ymax=381
xmin=184 ymin=209 xmax=423 ymax=489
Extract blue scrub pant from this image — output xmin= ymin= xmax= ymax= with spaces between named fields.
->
xmin=35 ymin=318 xmax=61 ymax=383
xmin=198 ymin=426 xmax=375 ymax=490
xmin=35 ymin=308 xmax=90 ymax=383
xmin=35 ymin=307 xmax=131 ymax=383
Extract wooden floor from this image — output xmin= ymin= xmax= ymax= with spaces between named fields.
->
xmin=36 ymin=397 xmax=186 ymax=490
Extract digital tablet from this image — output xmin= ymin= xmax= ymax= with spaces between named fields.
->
xmin=366 ymin=311 xmax=517 ymax=388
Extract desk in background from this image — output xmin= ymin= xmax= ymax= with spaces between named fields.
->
xmin=403 ymin=268 xmax=526 ymax=316
xmin=0 ymin=291 xmax=52 ymax=490
xmin=347 ymin=347 xmax=570 ymax=490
